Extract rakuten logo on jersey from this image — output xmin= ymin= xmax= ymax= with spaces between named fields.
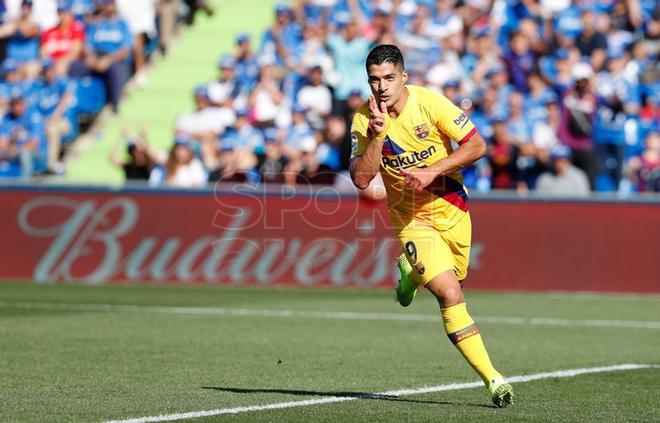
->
xmin=381 ymin=145 xmax=436 ymax=169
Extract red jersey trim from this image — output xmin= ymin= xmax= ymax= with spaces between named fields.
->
xmin=458 ymin=127 xmax=477 ymax=145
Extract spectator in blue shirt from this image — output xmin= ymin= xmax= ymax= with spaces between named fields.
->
xmin=506 ymin=90 xmax=542 ymax=191
xmin=504 ymin=30 xmax=537 ymax=94
xmin=0 ymin=88 xmax=45 ymax=176
xmin=221 ymin=108 xmax=264 ymax=154
xmin=553 ymin=4 xmax=583 ymax=48
xmin=525 ymin=73 xmax=558 ymax=126
xmin=70 ymin=0 xmax=96 ymax=22
xmin=484 ymin=64 xmax=514 ymax=116
xmin=210 ymin=108 xmax=263 ymax=183
xmin=7 ymin=0 xmax=40 ymax=79
xmin=285 ymin=103 xmax=316 ymax=158
xmin=207 ymin=54 xmax=240 ymax=109
xmin=259 ymin=4 xmax=302 ymax=66
xmin=233 ymin=33 xmax=258 ymax=97
xmin=326 ymin=19 xmax=371 ymax=101
xmin=75 ymin=0 xmax=132 ymax=112
xmin=594 ymin=51 xmax=641 ymax=189
xmin=34 ymin=58 xmax=75 ymax=173
xmin=0 ymin=58 xmax=36 ymax=108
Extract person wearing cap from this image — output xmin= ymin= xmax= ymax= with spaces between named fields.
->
xmin=482 ymin=64 xmax=514 ymax=116
xmin=233 ymin=32 xmax=258 ymax=94
xmin=1 ymin=58 xmax=23 ymax=87
xmin=175 ymin=85 xmax=236 ymax=172
xmin=34 ymin=57 xmax=77 ymax=173
xmin=0 ymin=86 xmax=45 ymax=176
xmin=228 ymin=108 xmax=264 ymax=152
xmin=536 ymin=144 xmax=590 ymax=196
xmin=77 ymin=0 xmax=133 ymax=112
xmin=247 ymin=55 xmax=284 ymax=128
xmin=590 ymin=48 xmax=641 ymax=190
xmin=257 ymin=125 xmax=289 ymax=184
xmin=506 ymin=90 xmax=543 ymax=192
xmin=539 ymin=47 xmax=577 ymax=95
xmin=207 ymin=54 xmax=239 ymax=108
xmin=0 ymin=57 xmax=36 ymax=116
xmin=525 ymin=72 xmax=558 ymax=126
xmin=210 ymin=109 xmax=262 ymax=183
xmin=6 ymin=0 xmax=41 ymax=79
xmin=259 ymin=4 xmax=301 ymax=65
xmin=40 ymin=0 xmax=85 ymax=76
xmin=284 ymin=103 xmax=317 ymax=162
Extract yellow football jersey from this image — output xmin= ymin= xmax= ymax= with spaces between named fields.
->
xmin=351 ymin=85 xmax=478 ymax=231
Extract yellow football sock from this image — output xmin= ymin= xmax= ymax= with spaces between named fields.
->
xmin=441 ymin=302 xmax=502 ymax=385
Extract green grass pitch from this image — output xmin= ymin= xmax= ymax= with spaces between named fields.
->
xmin=1 ymin=282 xmax=659 ymax=422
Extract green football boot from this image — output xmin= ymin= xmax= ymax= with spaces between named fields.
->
xmin=488 ymin=378 xmax=514 ymax=408
xmin=395 ymin=254 xmax=417 ymax=307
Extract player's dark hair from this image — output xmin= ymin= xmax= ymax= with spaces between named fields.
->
xmin=366 ymin=44 xmax=405 ymax=71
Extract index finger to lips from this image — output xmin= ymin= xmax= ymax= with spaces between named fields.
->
xmin=368 ymin=96 xmax=377 ymax=115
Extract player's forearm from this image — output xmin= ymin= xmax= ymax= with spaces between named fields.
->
xmin=430 ymin=135 xmax=487 ymax=176
xmin=350 ymin=138 xmax=384 ymax=189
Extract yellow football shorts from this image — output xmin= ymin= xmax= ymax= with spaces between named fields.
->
xmin=397 ymin=213 xmax=472 ymax=285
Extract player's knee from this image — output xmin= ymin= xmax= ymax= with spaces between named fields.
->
xmin=439 ymin=285 xmax=463 ymax=307
xmin=427 ymin=271 xmax=463 ymax=307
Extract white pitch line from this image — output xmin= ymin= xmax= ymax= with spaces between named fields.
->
xmin=103 ymin=363 xmax=657 ymax=423
xmin=2 ymin=301 xmax=660 ymax=330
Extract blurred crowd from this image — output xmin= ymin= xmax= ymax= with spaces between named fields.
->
xmin=7 ymin=0 xmax=659 ymax=195
xmin=123 ymin=0 xmax=657 ymax=195
xmin=0 ymin=0 xmax=204 ymax=177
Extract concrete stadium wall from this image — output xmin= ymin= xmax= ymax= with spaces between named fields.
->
xmin=1 ymin=184 xmax=658 ymax=293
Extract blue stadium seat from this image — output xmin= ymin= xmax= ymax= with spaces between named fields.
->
xmin=595 ymin=173 xmax=616 ymax=192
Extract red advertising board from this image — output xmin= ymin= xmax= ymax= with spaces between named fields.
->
xmin=0 ymin=186 xmax=658 ymax=292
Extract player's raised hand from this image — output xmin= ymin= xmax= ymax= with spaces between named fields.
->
xmin=368 ymin=95 xmax=388 ymax=139
xmin=400 ymin=168 xmax=438 ymax=192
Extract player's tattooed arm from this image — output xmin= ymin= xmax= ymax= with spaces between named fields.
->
xmin=350 ymin=96 xmax=389 ymax=189
xmin=402 ymin=132 xmax=487 ymax=192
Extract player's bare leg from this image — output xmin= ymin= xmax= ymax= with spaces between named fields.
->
xmin=426 ymin=270 xmax=514 ymax=407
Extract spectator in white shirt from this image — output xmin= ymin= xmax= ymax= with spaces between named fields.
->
xmin=117 ymin=0 xmax=156 ymax=88
xmin=149 ymin=135 xmax=207 ymax=188
xmin=296 ymin=65 xmax=331 ymax=130
xmin=536 ymin=145 xmax=590 ymax=196
xmin=247 ymin=55 xmax=285 ymax=128
xmin=207 ymin=54 xmax=239 ymax=109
